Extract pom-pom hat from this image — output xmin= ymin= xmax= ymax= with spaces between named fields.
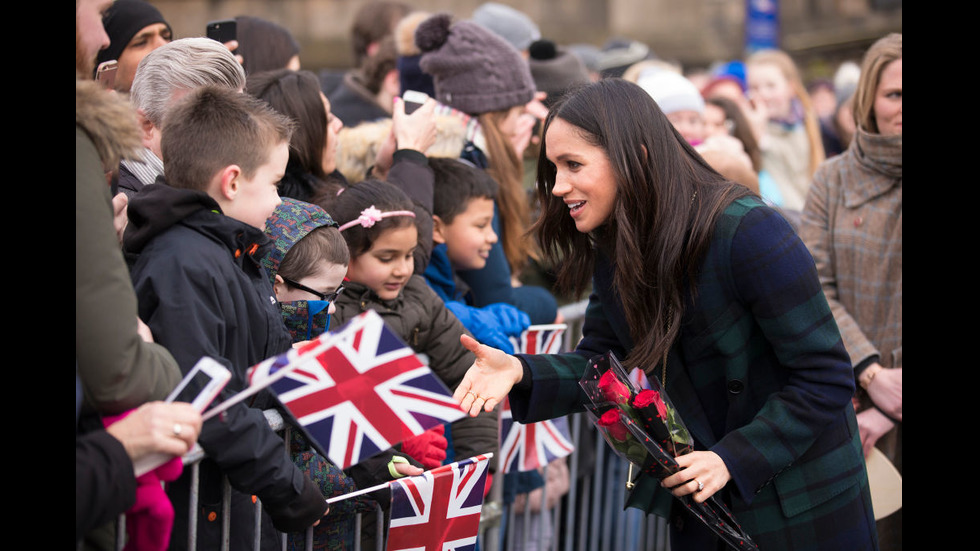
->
xmin=415 ymin=13 xmax=536 ymax=116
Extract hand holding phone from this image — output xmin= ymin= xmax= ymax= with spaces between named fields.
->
xmin=132 ymin=358 xmax=231 ymax=476
xmin=402 ymin=90 xmax=429 ymax=115
xmin=96 ymin=60 xmax=118 ymax=90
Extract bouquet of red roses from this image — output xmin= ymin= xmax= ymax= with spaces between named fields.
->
xmin=580 ymin=352 xmax=758 ymax=551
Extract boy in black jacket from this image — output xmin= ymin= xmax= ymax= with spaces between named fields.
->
xmin=124 ymin=86 xmax=327 ymax=550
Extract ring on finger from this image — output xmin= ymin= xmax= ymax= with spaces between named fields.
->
xmin=173 ymin=423 xmax=183 ymax=436
xmin=695 ymin=479 xmax=704 ymax=492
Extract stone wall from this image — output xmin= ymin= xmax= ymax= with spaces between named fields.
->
xmin=152 ymin=0 xmax=900 ymax=77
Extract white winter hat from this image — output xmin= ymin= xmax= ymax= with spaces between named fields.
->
xmin=637 ymin=68 xmax=705 ymax=115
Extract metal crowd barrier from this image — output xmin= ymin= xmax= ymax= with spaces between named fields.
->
xmin=108 ymin=299 xmax=670 ymax=551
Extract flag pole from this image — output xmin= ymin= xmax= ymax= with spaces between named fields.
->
xmin=324 ymin=453 xmax=495 ymax=505
xmin=202 ymin=336 xmax=340 ymax=422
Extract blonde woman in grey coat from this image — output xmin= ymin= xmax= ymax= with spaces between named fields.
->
xmin=799 ymin=32 xmax=902 ymax=551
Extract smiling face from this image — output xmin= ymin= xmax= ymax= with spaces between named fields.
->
xmin=873 ymin=58 xmax=902 ymax=136
xmin=545 ymin=117 xmax=618 ymax=234
xmin=345 ymin=224 xmax=417 ymax=301
xmin=747 ymin=62 xmax=794 ymax=121
xmin=434 ymin=197 xmax=498 ymax=271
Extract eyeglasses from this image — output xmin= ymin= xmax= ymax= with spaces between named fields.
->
xmin=281 ymin=276 xmax=345 ymax=303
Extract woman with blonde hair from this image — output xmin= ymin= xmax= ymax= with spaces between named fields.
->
xmin=746 ymin=48 xmax=826 ymax=211
xmin=799 ymin=32 xmax=901 ymax=551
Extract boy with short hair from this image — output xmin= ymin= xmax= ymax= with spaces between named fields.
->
xmin=423 ymin=157 xmax=530 ymax=353
xmin=123 ymin=86 xmax=327 ymax=550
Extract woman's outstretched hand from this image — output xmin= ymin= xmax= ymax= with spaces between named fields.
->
xmin=454 ymin=334 xmax=524 ymax=417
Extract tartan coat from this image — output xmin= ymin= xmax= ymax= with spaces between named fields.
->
xmin=511 ymin=196 xmax=878 ymax=550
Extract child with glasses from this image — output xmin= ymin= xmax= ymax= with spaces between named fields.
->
xmin=263 ymin=197 xmax=350 ymax=343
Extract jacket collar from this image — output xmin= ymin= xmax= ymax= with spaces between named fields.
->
xmin=123 ymin=180 xmax=273 ymax=269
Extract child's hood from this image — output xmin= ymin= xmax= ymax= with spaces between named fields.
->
xmin=260 ymin=197 xmax=339 ymax=286
xmin=123 ymin=182 xmax=222 ymax=254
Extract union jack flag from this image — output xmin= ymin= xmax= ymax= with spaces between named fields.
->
xmin=499 ymin=397 xmax=574 ymax=473
xmin=629 ymin=367 xmax=653 ymax=391
xmin=386 ymin=454 xmax=491 ymax=551
xmin=499 ymin=323 xmax=574 ymax=473
xmin=508 ymin=324 xmax=567 ymax=355
xmin=247 ymin=310 xmax=466 ymax=469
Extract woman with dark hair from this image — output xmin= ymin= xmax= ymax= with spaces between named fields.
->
xmin=799 ymin=33 xmax=902 ymax=551
xmin=247 ymin=68 xmax=440 ymax=271
xmin=235 ymin=15 xmax=301 ymax=75
xmin=452 ymin=78 xmax=878 ymax=550
xmin=246 ymin=69 xmax=344 ymax=203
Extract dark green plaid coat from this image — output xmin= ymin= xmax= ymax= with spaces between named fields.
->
xmin=512 ymin=197 xmax=878 ymax=550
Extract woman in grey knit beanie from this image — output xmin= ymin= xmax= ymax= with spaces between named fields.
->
xmin=415 ymin=12 xmax=561 ymax=326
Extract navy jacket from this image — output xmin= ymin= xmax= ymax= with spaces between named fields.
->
xmin=512 ymin=197 xmax=878 ymax=550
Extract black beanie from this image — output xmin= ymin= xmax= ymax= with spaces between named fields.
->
xmin=96 ymin=0 xmax=170 ymax=66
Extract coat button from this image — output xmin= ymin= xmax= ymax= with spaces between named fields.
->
xmin=727 ymin=380 xmax=744 ymax=394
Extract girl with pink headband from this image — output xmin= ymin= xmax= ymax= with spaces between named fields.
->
xmin=320 ymin=179 xmax=500 ymax=484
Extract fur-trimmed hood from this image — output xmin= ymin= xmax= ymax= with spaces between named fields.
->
xmin=75 ymin=76 xmax=142 ymax=169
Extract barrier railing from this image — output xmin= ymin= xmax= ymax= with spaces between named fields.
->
xmin=106 ymin=299 xmax=670 ymax=551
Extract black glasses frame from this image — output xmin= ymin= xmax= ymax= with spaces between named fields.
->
xmin=281 ymin=276 xmax=344 ymax=303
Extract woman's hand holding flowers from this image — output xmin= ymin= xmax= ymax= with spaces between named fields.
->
xmin=662 ymin=450 xmax=731 ymax=504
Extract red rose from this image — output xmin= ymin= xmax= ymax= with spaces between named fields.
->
xmin=597 ymin=408 xmax=630 ymax=442
xmin=598 ymin=370 xmax=631 ymax=406
xmin=634 ymin=389 xmax=668 ymax=419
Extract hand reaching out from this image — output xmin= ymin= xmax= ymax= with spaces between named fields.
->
xmin=453 ymin=334 xmax=524 ymax=417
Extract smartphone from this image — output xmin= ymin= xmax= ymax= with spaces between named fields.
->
xmin=131 ymin=358 xmax=231 ymax=476
xmin=96 ymin=60 xmax=118 ymax=90
xmin=166 ymin=357 xmax=232 ymax=412
xmin=402 ymin=90 xmax=429 ymax=114
xmin=206 ymin=18 xmax=237 ymax=50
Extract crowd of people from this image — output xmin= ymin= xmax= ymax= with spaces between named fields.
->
xmin=76 ymin=1 xmax=901 ymax=550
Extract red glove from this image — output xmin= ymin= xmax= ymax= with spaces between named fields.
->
xmin=400 ymin=425 xmax=448 ymax=469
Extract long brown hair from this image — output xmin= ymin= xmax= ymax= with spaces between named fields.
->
xmin=534 ymin=79 xmax=752 ymax=373
xmin=479 ymin=109 xmax=535 ymax=274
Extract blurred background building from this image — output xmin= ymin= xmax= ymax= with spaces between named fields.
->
xmin=154 ymin=0 xmax=901 ymax=83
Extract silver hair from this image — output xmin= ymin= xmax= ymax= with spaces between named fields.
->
xmin=130 ymin=37 xmax=246 ymax=127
